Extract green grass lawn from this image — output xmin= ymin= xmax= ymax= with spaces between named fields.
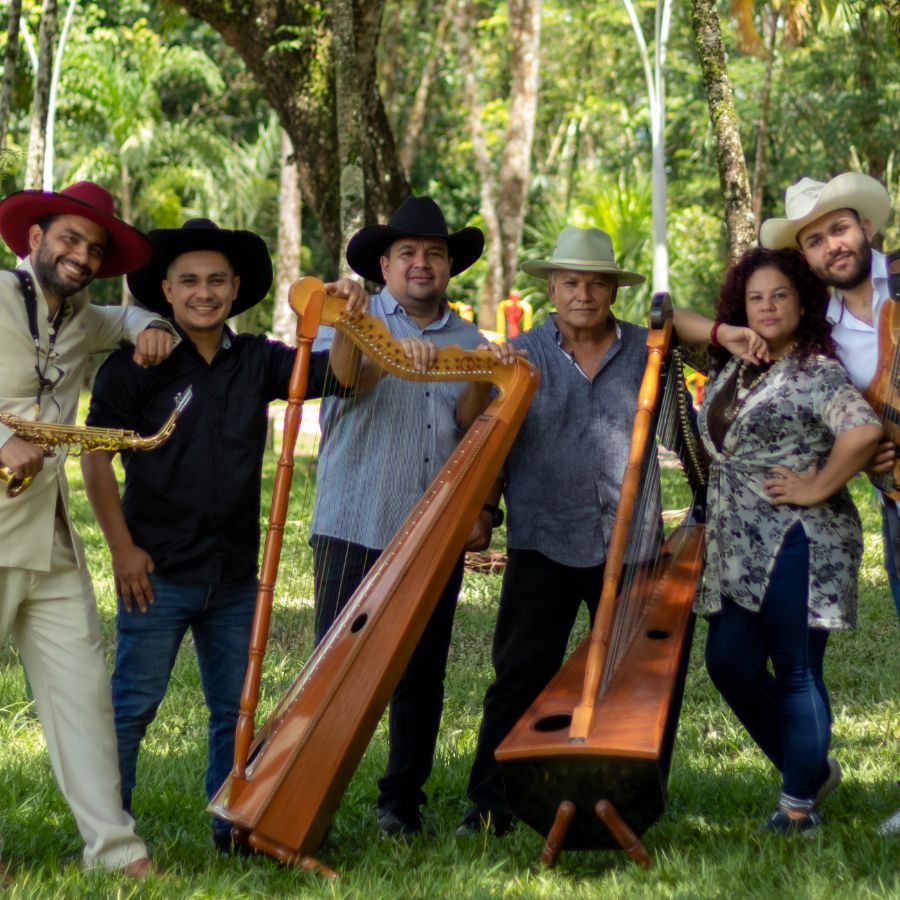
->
xmin=0 ymin=418 xmax=897 ymax=898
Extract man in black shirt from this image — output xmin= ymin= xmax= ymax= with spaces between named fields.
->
xmin=81 ymin=219 xmax=367 ymax=853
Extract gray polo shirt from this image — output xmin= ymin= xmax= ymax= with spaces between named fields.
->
xmin=311 ymin=287 xmax=484 ymax=550
xmin=505 ymin=316 xmax=659 ymax=567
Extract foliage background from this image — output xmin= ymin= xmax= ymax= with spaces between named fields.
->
xmin=0 ymin=0 xmax=896 ymax=320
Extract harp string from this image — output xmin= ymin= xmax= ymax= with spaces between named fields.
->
xmin=245 ymin=277 xmax=517 ymax=728
xmin=263 ymin=318 xmax=395 ymax=709
xmin=599 ymin=350 xmax=703 ymax=693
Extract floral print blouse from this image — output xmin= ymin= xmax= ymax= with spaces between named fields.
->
xmin=688 ymin=348 xmax=880 ymax=630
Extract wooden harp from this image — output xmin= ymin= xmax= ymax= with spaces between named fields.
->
xmin=208 ymin=277 xmax=539 ymax=874
xmin=495 ymin=292 xmax=707 ymax=869
xmin=863 ymin=249 xmax=900 ymax=499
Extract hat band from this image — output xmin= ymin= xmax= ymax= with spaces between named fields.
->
xmin=541 ymin=256 xmax=620 ymax=268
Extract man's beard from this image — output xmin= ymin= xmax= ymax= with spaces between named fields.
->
xmin=34 ymin=239 xmax=94 ymax=299
xmin=815 ymin=237 xmax=872 ymax=291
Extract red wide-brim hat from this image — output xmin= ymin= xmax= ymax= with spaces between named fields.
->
xmin=0 ymin=181 xmax=151 ymax=278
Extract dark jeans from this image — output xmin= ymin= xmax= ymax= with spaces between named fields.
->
xmin=879 ymin=500 xmax=900 ymax=625
xmin=112 ymin=572 xmax=256 ymax=835
xmin=705 ymin=523 xmax=831 ymax=804
xmin=311 ymin=534 xmax=464 ymax=819
xmin=466 ymin=548 xmax=605 ymax=817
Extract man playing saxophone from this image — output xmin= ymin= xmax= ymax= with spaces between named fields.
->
xmin=0 ymin=181 xmax=176 ymax=880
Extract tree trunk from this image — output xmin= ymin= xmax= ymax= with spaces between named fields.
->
xmin=24 ymin=0 xmax=57 ymax=190
xmin=497 ymin=0 xmax=541 ymax=304
xmin=750 ymin=5 xmax=778 ymax=231
xmin=454 ymin=0 xmax=503 ymax=327
xmin=272 ymin=128 xmax=302 ymax=346
xmin=333 ymin=0 xmax=365 ymax=268
xmin=691 ymin=0 xmax=755 ymax=258
xmin=119 ymin=158 xmax=132 ymax=305
xmin=398 ymin=1 xmax=454 ymax=175
xmin=175 ymin=1 xmax=409 ymax=276
xmin=377 ymin=0 xmax=404 ymax=118
xmin=455 ymin=0 xmax=541 ymax=328
xmin=0 ymin=0 xmax=23 ymax=151
xmin=855 ymin=6 xmax=883 ymax=183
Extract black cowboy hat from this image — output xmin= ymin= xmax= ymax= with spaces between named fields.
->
xmin=0 ymin=181 xmax=151 ymax=278
xmin=127 ymin=218 xmax=273 ymax=317
xmin=346 ymin=196 xmax=484 ymax=284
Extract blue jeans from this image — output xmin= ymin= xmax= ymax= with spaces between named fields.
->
xmin=112 ymin=572 xmax=256 ymax=834
xmin=705 ymin=523 xmax=831 ymax=806
xmin=879 ymin=502 xmax=900 ymax=624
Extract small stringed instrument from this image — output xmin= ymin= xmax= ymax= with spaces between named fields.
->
xmin=864 ymin=249 xmax=900 ymax=499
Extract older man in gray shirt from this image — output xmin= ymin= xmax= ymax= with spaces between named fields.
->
xmin=456 ymin=227 xmax=657 ymax=836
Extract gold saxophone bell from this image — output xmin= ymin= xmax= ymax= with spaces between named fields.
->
xmin=0 ymin=466 xmax=34 ymax=497
xmin=0 ymin=386 xmax=192 ymax=499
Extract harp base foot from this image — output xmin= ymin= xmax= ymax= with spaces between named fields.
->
xmin=540 ymin=800 xmax=576 ymax=867
xmin=538 ymin=799 xmax=652 ymax=870
xmin=595 ymin=799 xmax=652 ymax=869
xmin=234 ymin=828 xmax=338 ymax=879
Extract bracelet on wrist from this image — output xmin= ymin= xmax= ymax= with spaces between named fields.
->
xmin=710 ymin=320 xmax=724 ymax=347
xmin=482 ymin=503 xmax=504 ymax=528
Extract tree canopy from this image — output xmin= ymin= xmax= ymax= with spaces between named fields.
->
xmin=0 ymin=0 xmax=896 ymax=321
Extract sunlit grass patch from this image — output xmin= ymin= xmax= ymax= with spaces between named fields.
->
xmin=0 ymin=425 xmax=895 ymax=896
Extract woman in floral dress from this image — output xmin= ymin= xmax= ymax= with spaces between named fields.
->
xmin=673 ymin=246 xmax=882 ymax=834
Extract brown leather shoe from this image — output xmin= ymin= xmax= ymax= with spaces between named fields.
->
xmin=120 ymin=857 xmax=159 ymax=879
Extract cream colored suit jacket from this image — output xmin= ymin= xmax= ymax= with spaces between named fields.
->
xmin=0 ymin=258 xmax=167 ymax=572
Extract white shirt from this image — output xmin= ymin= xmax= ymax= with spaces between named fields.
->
xmin=826 ymin=249 xmax=889 ymax=388
xmin=825 ymin=249 xmax=896 ymax=512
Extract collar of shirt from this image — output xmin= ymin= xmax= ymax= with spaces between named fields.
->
xmin=825 ymin=249 xmax=888 ymax=329
xmin=552 ymin=313 xmax=622 ymax=379
xmin=169 ymin=319 xmax=233 ymax=356
xmin=379 ymin=287 xmax=452 ymax=332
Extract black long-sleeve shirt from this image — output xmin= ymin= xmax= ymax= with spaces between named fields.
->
xmin=86 ymin=325 xmax=329 ymax=584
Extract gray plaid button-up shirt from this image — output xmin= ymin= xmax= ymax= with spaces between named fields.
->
xmin=310 ymin=287 xmax=483 ymax=551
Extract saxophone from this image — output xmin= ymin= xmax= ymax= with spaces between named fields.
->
xmin=0 ymin=387 xmax=192 ymax=498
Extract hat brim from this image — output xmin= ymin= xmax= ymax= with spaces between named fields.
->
xmin=346 ymin=224 xmax=484 ymax=284
xmin=760 ymin=173 xmax=892 ymax=249
xmin=521 ymin=258 xmax=646 ymax=286
xmin=127 ymin=228 xmax=273 ymax=316
xmin=0 ymin=190 xmax=151 ymax=278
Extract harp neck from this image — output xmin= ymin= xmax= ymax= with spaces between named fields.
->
xmin=289 ymin=276 xmax=520 ymax=395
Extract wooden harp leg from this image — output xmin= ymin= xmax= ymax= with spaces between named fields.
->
xmin=247 ymin=832 xmax=338 ymax=879
xmin=594 ymin=800 xmax=652 ymax=869
xmin=539 ymin=800 xmax=577 ymax=867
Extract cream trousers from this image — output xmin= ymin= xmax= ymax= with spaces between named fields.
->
xmin=0 ymin=516 xmax=147 ymax=870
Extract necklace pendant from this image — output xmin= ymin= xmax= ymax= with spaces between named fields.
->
xmin=34 ymin=401 xmax=41 ymax=417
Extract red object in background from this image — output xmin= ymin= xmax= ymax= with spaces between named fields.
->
xmin=505 ymin=291 xmax=524 ymax=338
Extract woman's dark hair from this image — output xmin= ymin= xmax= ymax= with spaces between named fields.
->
xmin=712 ymin=246 xmax=835 ymax=363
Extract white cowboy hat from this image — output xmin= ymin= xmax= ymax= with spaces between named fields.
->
xmin=521 ymin=226 xmax=645 ymax=286
xmin=759 ymin=172 xmax=891 ymax=249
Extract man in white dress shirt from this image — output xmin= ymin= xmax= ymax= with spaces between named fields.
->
xmin=761 ymin=171 xmax=898 ymax=836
